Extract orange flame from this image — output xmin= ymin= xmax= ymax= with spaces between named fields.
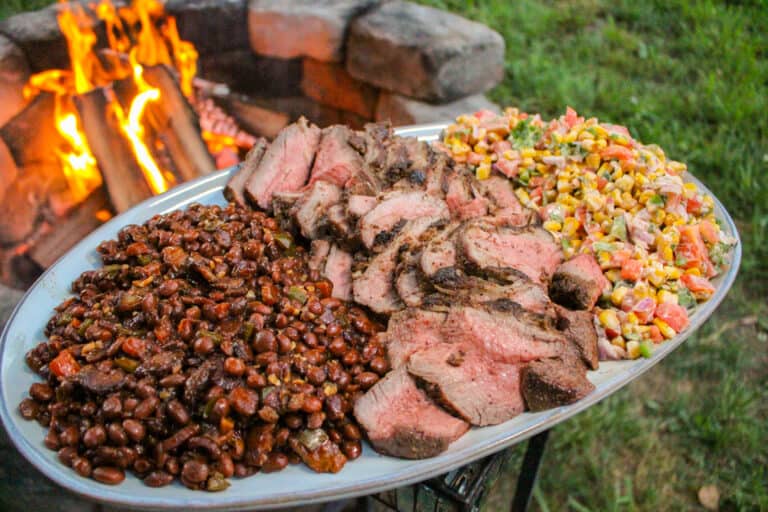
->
xmin=24 ymin=0 xmax=207 ymax=203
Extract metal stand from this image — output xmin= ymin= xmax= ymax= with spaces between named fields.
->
xmin=369 ymin=428 xmax=551 ymax=512
xmin=510 ymin=429 xmax=550 ymax=512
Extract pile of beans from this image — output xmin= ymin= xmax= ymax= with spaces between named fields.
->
xmin=19 ymin=203 xmax=386 ymax=490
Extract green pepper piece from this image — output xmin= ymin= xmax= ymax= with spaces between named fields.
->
xmin=114 ymin=357 xmax=139 ymax=373
xmin=610 ymin=215 xmax=628 ymax=241
xmin=78 ymin=318 xmax=94 ymax=337
xmin=639 ymin=341 xmax=654 ymax=358
xmin=287 ymin=286 xmax=308 ymax=304
xmin=274 ymin=232 xmax=293 ymax=250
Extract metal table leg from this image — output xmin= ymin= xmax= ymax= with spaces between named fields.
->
xmin=510 ymin=429 xmax=550 ymax=512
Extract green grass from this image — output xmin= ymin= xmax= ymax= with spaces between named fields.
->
xmin=3 ymin=0 xmax=767 ymax=510
xmin=418 ymin=1 xmax=768 ymax=510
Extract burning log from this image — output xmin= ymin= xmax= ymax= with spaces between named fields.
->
xmin=143 ymin=64 xmax=215 ymax=181
xmin=0 ymin=92 xmax=61 ymax=168
xmin=28 ymin=186 xmax=110 ymax=269
xmin=74 ymin=88 xmax=153 ymax=213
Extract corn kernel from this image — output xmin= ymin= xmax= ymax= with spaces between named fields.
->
xmin=611 ymin=336 xmax=626 ymax=349
xmin=657 ymin=290 xmax=678 ymax=304
xmin=611 ymin=286 xmax=629 ymax=306
xmin=586 ymin=153 xmax=601 ymax=169
xmin=626 ymin=312 xmax=639 ymax=325
xmin=685 ymin=267 xmax=702 ymax=276
xmin=543 ymin=220 xmax=562 ymax=232
xmin=520 ymin=148 xmax=536 ymax=158
xmin=515 ymin=188 xmax=530 ymax=204
xmin=653 ymin=318 xmax=676 ymax=339
xmin=615 ymin=174 xmax=635 ymax=192
xmin=648 ymin=268 xmax=666 ymax=288
xmin=476 ymin=164 xmax=491 ymax=180
xmin=557 ymin=179 xmax=573 ymax=193
xmin=599 ymin=309 xmax=620 ymax=331
xmin=502 ymin=150 xmax=515 ymax=160
xmin=626 ymin=340 xmax=641 ymax=359
xmin=605 ymin=269 xmax=622 ymax=282
xmin=584 ymin=191 xmax=605 ymax=212
xmin=664 ymin=266 xmax=682 ymax=279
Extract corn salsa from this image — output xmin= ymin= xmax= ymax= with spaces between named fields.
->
xmin=439 ymin=107 xmax=736 ymax=360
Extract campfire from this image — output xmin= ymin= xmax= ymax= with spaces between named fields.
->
xmin=0 ymin=0 xmax=257 ymax=287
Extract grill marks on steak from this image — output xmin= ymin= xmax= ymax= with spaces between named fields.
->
xmin=521 ymin=357 xmax=595 ymax=411
xmin=460 ymin=220 xmax=563 ymax=284
xmin=353 ymin=367 xmax=469 ymax=459
xmin=245 ymin=117 xmax=321 ymax=210
xmin=359 ymin=191 xmax=449 ymax=250
xmin=549 ymin=253 xmax=610 ymax=310
xmin=353 ymin=216 xmax=439 ymax=314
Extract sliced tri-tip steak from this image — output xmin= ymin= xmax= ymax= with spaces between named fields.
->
xmin=554 ymin=305 xmax=599 ymax=370
xmin=442 ymin=303 xmax=565 ymax=364
xmin=521 ymin=357 xmax=595 ymax=411
xmin=382 ymin=308 xmax=447 ymax=369
xmin=224 ymin=138 xmax=267 ymax=207
xmin=309 ymin=125 xmax=365 ymax=188
xmin=359 ymin=191 xmax=449 ymax=250
xmin=324 ymin=245 xmax=353 ymax=301
xmin=308 ymin=240 xmax=331 ymax=274
xmin=445 ymin=172 xmax=489 ymax=220
xmin=407 ymin=343 xmax=524 ymax=426
xmin=353 ymin=367 xmax=469 ymax=459
xmin=245 ymin=117 xmax=321 ymax=210
xmin=460 ymin=220 xmax=563 ymax=284
xmin=395 ymin=266 xmax=427 ymax=308
xmin=419 ymin=222 xmax=461 ymax=279
xmin=549 ymin=253 xmax=610 ymax=310
xmin=430 ymin=274 xmax=554 ymax=317
xmin=353 ymin=216 xmax=440 ymax=314
xmin=293 ymin=181 xmax=343 ymax=239
xmin=347 ymin=194 xmax=378 ymax=218
xmin=326 ymin=203 xmax=352 ymax=240
xmin=479 ymin=175 xmax=533 ymax=226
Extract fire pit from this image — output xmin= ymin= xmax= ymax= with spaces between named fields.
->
xmin=0 ymin=0 xmax=503 ymax=291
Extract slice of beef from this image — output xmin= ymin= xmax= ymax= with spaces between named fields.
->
xmin=521 ymin=357 xmax=595 ymax=411
xmin=293 ymin=181 xmax=343 ymax=239
xmin=549 ymin=253 xmax=610 ymax=310
xmin=442 ymin=304 xmax=564 ymax=364
xmin=245 ymin=117 xmax=321 ymax=210
xmin=424 ymin=152 xmax=449 ymax=197
xmin=224 ymin=138 xmax=267 ymax=207
xmin=419 ymin=222 xmax=461 ymax=279
xmin=554 ymin=305 xmax=599 ymax=370
xmin=445 ymin=172 xmax=489 ymax=221
xmin=347 ymin=195 xmax=378 ymax=218
xmin=407 ymin=343 xmax=524 ymax=426
xmin=460 ymin=220 xmax=563 ymax=284
xmin=309 ymin=125 xmax=364 ymax=188
xmin=479 ymin=176 xmax=533 ymax=226
xmin=308 ymin=240 xmax=331 ymax=273
xmin=394 ymin=266 xmax=427 ymax=307
xmin=353 ymin=367 xmax=469 ymax=459
xmin=326 ymin=203 xmax=352 ymax=240
xmin=272 ymin=191 xmax=304 ymax=232
xmin=359 ymin=191 xmax=449 ymax=249
xmin=382 ymin=309 xmax=447 ymax=369
xmin=324 ymin=245 xmax=353 ymax=301
xmin=430 ymin=274 xmax=554 ymax=317
xmin=352 ymin=216 xmax=439 ymax=314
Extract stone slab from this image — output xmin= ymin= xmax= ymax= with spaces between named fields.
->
xmin=375 ymin=92 xmax=499 ymax=126
xmin=248 ymin=0 xmax=379 ymax=62
xmin=198 ymin=50 xmax=303 ymax=97
xmin=164 ymin=0 xmax=250 ymax=56
xmin=347 ymin=1 xmax=504 ymax=102
xmin=301 ymin=59 xmax=378 ymax=119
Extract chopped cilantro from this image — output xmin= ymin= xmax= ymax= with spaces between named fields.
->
xmin=678 ymin=287 xmax=697 ymax=309
xmin=649 ymin=194 xmax=666 ymax=207
xmin=508 ymin=118 xmax=543 ymax=149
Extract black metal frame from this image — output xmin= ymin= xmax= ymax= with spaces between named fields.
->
xmin=368 ymin=428 xmax=551 ymax=512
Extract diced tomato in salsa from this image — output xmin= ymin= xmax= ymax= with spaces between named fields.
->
xmin=632 ymin=298 xmax=656 ymax=324
xmin=564 ymin=107 xmax=584 ymax=129
xmin=686 ymin=196 xmax=703 ymax=214
xmin=655 ymin=303 xmax=690 ymax=333
xmin=681 ymin=273 xmax=715 ymax=299
xmin=676 ymin=225 xmax=717 ymax=277
xmin=620 ymin=259 xmax=643 ymax=281
xmin=698 ymin=220 xmax=719 ymax=245
xmin=49 ymin=350 xmax=80 ymax=378
xmin=601 ymin=145 xmax=634 ymax=161
xmin=649 ymin=325 xmax=664 ymax=343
